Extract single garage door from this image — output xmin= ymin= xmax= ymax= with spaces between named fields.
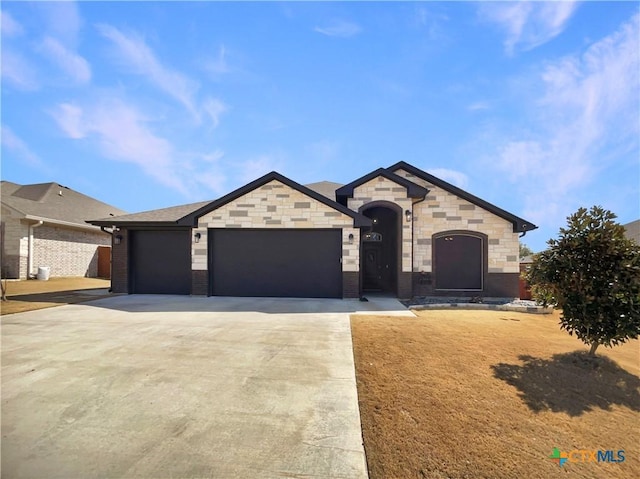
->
xmin=210 ymin=229 xmax=342 ymax=298
xmin=130 ymin=229 xmax=191 ymax=294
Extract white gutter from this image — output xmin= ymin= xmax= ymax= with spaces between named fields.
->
xmin=23 ymin=215 xmax=104 ymax=232
xmin=27 ymin=220 xmax=44 ymax=278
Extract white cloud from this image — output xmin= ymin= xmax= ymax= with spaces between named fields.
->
xmin=39 ymin=36 xmax=91 ymax=84
xmin=52 ymin=99 xmax=188 ymax=194
xmin=53 ymin=103 xmax=85 ymax=139
xmin=314 ymin=20 xmax=362 ymax=38
xmin=427 ymin=168 xmax=469 ymax=189
xmin=38 ymin=1 xmax=81 ymax=47
xmin=204 ymin=45 xmax=230 ymax=77
xmin=490 ymin=13 xmax=639 ymax=227
xmin=1 ymin=125 xmax=43 ymax=167
xmin=1 ymin=10 xmax=24 ymax=37
xmin=238 ymin=155 xmax=283 ymax=184
xmin=97 ymin=24 xmax=200 ymax=119
xmin=51 ymin=98 xmax=232 ymax=197
xmin=468 ymin=101 xmax=490 ymax=112
xmin=202 ymin=97 xmax=227 ymax=129
xmin=1 ymin=50 xmax=38 ymax=90
xmin=480 ymin=1 xmax=578 ymax=55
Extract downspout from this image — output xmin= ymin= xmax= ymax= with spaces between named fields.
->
xmin=27 ymin=220 xmax=43 ymax=279
xmin=100 ymin=226 xmax=113 ymax=237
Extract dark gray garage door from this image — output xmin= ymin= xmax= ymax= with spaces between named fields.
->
xmin=210 ymin=229 xmax=342 ymax=298
xmin=130 ymin=230 xmax=191 ymax=294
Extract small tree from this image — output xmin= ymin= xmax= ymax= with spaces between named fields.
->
xmin=527 ymin=206 xmax=640 ymax=355
xmin=519 ymin=243 xmax=534 ymax=259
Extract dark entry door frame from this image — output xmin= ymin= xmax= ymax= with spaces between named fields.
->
xmin=359 ymin=202 xmax=401 ymax=296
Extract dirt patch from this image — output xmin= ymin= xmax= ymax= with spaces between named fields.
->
xmin=351 ymin=310 xmax=639 ymax=479
xmin=1 ymin=277 xmax=112 ymax=315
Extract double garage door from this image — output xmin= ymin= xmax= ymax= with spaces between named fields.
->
xmin=129 ymin=229 xmax=342 ymax=298
xmin=209 ymin=229 xmax=342 ymax=298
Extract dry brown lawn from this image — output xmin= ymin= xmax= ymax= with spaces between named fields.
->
xmin=351 ymin=310 xmax=639 ymax=479
xmin=1 ymin=277 xmax=111 ymax=315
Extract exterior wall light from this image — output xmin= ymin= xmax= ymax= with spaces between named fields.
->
xmin=348 ymin=233 xmax=354 ymax=244
xmin=114 ymin=234 xmax=123 ymax=245
xmin=405 ymin=209 xmax=412 ymax=222
xmin=194 ymin=232 xmax=202 ymax=243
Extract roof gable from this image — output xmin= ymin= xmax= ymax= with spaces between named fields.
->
xmin=335 ymin=168 xmax=429 ymax=205
xmin=388 ymin=161 xmax=537 ymax=233
xmin=180 ymin=171 xmax=371 ymax=227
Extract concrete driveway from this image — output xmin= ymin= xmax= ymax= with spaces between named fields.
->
xmin=1 ymin=295 xmax=410 ymax=478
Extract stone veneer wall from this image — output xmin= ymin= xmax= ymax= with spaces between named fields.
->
xmin=347 ymin=177 xmax=413 ymax=272
xmin=192 ymin=179 xmax=360 ymax=273
xmin=393 ymin=169 xmax=519 ymax=275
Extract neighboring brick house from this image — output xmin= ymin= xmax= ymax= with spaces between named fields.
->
xmin=89 ymin=162 xmax=537 ymax=299
xmin=1 ymin=181 xmax=126 ymax=279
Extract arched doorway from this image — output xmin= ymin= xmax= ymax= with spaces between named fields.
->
xmin=360 ymin=204 xmax=400 ymax=295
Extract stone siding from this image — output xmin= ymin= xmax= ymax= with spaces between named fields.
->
xmin=193 ymin=180 xmax=360 ymax=273
xmin=394 ymin=169 xmax=519 ymax=274
xmin=347 ymin=177 xmax=413 ymax=272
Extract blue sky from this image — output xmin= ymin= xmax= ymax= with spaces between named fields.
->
xmin=2 ymin=1 xmax=638 ymax=252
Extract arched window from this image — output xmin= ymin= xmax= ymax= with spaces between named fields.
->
xmin=433 ymin=231 xmax=485 ymax=291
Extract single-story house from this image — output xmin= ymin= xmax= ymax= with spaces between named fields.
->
xmin=88 ymin=162 xmax=537 ymax=299
xmin=1 ymin=181 xmax=126 ymax=279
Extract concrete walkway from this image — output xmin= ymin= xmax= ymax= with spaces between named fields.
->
xmin=1 ymin=295 xmax=408 ymax=478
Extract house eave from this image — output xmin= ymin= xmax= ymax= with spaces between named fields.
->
xmin=388 ymin=161 xmax=538 ymax=233
xmin=177 ymin=171 xmax=372 ymax=228
xmin=335 ymin=168 xmax=429 ymax=204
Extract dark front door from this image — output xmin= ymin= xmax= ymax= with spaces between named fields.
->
xmin=361 ymin=206 xmax=398 ymax=293
xmin=129 ymin=230 xmax=191 ymax=294
xmin=209 ymin=229 xmax=342 ymax=298
xmin=363 ymin=244 xmax=383 ymax=290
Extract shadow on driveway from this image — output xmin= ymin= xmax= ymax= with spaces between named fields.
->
xmin=69 ymin=293 xmax=415 ymax=316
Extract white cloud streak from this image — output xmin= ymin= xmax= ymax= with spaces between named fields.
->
xmin=1 ymin=50 xmax=39 ymax=90
xmin=202 ymin=97 xmax=227 ymax=129
xmin=239 ymin=155 xmax=282 ymax=184
xmin=51 ymin=98 xmax=230 ymax=197
xmin=39 ymin=36 xmax=91 ymax=84
xmin=97 ymin=24 xmax=227 ymax=129
xmin=314 ymin=20 xmax=362 ymax=38
xmin=480 ymin=1 xmax=578 ymax=55
xmin=52 ymin=100 xmax=188 ymax=194
xmin=97 ymin=24 xmax=200 ymax=120
xmin=1 ymin=10 xmax=24 ymax=37
xmin=38 ymin=1 xmax=81 ymax=47
xmin=1 ymin=125 xmax=44 ymax=167
xmin=427 ymin=168 xmax=469 ymax=189
xmin=491 ymin=13 xmax=639 ymax=227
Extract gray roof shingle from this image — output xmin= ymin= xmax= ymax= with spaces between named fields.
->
xmin=90 ymin=201 xmax=212 ymax=224
xmin=2 ymin=181 xmax=126 ymax=229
